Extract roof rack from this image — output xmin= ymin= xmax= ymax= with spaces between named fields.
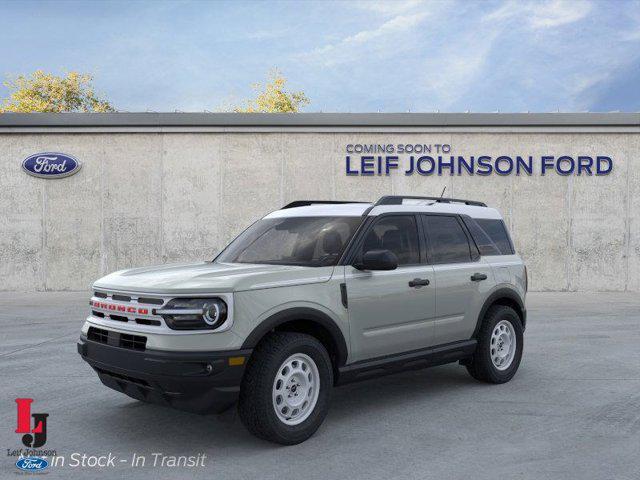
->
xmin=282 ymin=200 xmax=368 ymax=209
xmin=374 ymin=195 xmax=487 ymax=207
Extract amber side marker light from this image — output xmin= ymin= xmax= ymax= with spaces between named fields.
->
xmin=228 ymin=356 xmax=246 ymax=366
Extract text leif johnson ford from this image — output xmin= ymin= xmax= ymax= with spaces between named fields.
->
xmin=78 ymin=195 xmax=527 ymax=444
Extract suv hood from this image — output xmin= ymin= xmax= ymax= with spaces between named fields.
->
xmin=93 ymin=262 xmax=335 ymax=294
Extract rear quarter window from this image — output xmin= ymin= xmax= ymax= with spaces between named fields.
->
xmin=474 ymin=218 xmax=514 ymax=255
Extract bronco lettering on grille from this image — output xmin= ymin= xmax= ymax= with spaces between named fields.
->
xmin=90 ymin=300 xmax=149 ymax=315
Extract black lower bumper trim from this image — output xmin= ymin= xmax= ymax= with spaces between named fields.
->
xmin=78 ymin=336 xmax=251 ymax=414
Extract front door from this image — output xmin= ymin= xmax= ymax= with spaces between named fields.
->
xmin=345 ymin=214 xmax=436 ymax=363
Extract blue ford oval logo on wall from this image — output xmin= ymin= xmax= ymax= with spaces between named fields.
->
xmin=15 ymin=456 xmax=49 ymax=471
xmin=22 ymin=152 xmax=81 ymax=179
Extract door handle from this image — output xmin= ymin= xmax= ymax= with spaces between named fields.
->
xmin=470 ymin=273 xmax=488 ymax=282
xmin=409 ymin=278 xmax=430 ymax=288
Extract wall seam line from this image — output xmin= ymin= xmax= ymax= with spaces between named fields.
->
xmin=41 ymin=180 xmax=47 ymax=291
xmin=566 ymin=174 xmax=574 ymax=292
xmin=159 ymin=133 xmax=165 ymax=262
xmin=331 ymin=134 xmax=336 ymax=199
xmin=100 ymin=136 xmax=105 ymax=277
xmin=280 ymin=133 xmax=285 ymax=206
xmin=217 ymin=136 xmax=224 ymax=252
xmin=625 ymin=144 xmax=631 ymax=291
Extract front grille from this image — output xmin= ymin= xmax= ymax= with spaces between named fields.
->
xmin=88 ymin=327 xmax=109 ymax=344
xmin=112 ymin=294 xmax=131 ymax=302
xmin=89 ymin=291 xmax=166 ymax=329
xmin=87 ymin=326 xmax=147 ymax=351
xmin=137 ymin=297 xmax=164 ymax=305
xmin=120 ymin=333 xmax=147 ymax=351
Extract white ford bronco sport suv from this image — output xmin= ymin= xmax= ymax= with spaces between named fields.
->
xmin=78 ymin=195 xmax=527 ymax=444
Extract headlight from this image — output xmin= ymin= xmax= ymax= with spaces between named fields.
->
xmin=156 ymin=298 xmax=228 ymax=330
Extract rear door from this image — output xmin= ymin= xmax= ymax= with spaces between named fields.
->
xmin=421 ymin=215 xmax=493 ymax=345
xmin=345 ymin=214 xmax=436 ymax=362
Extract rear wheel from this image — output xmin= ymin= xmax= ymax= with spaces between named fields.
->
xmin=238 ymin=332 xmax=333 ymax=445
xmin=466 ymin=305 xmax=523 ymax=383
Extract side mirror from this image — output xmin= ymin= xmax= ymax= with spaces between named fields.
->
xmin=355 ymin=249 xmax=398 ymax=271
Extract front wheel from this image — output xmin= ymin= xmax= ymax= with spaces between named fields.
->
xmin=238 ymin=332 xmax=333 ymax=445
xmin=466 ymin=305 xmax=523 ymax=383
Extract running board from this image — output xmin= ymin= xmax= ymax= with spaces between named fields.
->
xmin=336 ymin=339 xmax=477 ymax=385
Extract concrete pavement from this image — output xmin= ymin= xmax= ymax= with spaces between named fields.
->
xmin=1 ymin=291 xmax=639 ymax=479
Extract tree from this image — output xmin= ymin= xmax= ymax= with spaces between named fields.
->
xmin=234 ymin=70 xmax=309 ymax=113
xmin=0 ymin=70 xmax=114 ymax=113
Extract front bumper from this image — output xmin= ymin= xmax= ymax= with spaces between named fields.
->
xmin=78 ymin=335 xmax=251 ymax=414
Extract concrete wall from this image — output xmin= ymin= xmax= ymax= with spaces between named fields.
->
xmin=0 ymin=131 xmax=638 ymax=291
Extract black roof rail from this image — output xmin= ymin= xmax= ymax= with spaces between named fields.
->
xmin=374 ymin=195 xmax=487 ymax=207
xmin=282 ymin=200 xmax=368 ymax=209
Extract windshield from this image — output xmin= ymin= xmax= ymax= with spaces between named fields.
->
xmin=215 ymin=216 xmax=363 ymax=267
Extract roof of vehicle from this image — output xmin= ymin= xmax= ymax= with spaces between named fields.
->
xmin=265 ymin=199 xmax=503 ymax=220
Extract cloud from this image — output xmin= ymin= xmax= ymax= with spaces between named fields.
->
xmin=352 ymin=0 xmax=428 ymax=16
xmin=294 ymin=0 xmax=638 ymax=112
xmin=580 ymin=59 xmax=640 ymax=111
xmin=298 ymin=11 xmax=429 ymax=66
xmin=486 ymin=0 xmax=592 ymax=29
xmin=413 ymin=0 xmax=593 ymax=109
xmin=420 ymin=27 xmax=501 ymax=109
xmin=299 ymin=0 xmax=592 ymax=110
xmin=529 ymin=0 xmax=592 ymax=28
xmin=243 ymin=28 xmax=291 ymax=41
xmin=339 ymin=12 xmax=427 ymax=45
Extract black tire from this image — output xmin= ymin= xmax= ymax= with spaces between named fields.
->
xmin=466 ymin=305 xmax=523 ymax=383
xmin=238 ymin=332 xmax=333 ymax=445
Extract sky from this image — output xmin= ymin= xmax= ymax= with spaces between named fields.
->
xmin=1 ymin=0 xmax=639 ymax=112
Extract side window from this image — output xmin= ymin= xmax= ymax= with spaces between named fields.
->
xmin=423 ymin=215 xmax=472 ymax=264
xmin=361 ymin=215 xmax=420 ymax=265
xmin=475 ymin=219 xmax=514 ymax=255
xmin=462 ymin=217 xmax=501 ymax=256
